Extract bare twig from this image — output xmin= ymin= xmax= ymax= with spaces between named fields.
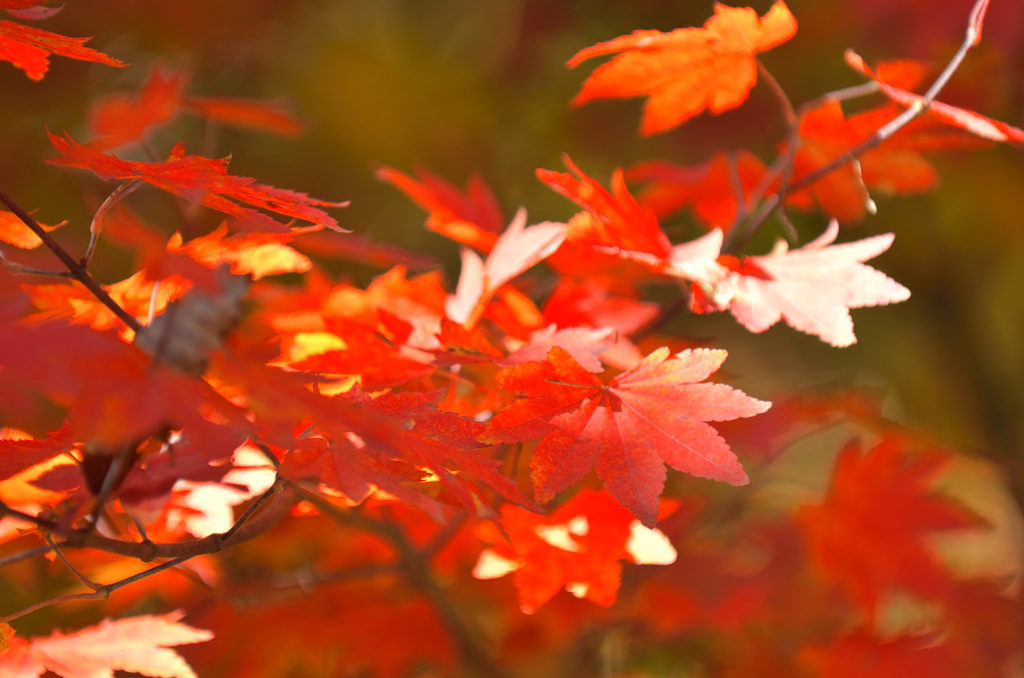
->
xmin=44 ymin=535 xmax=103 ymax=592
xmin=0 ymin=480 xmax=297 ymax=622
xmin=1 ymin=481 xmax=296 ymax=562
xmin=0 ymin=554 xmax=194 ymax=623
xmin=0 ymin=545 xmax=53 ymax=569
xmin=727 ymin=0 xmax=991 ymax=253
xmin=784 ymin=0 xmax=989 ymax=197
xmin=0 ymin=187 xmax=141 ymax=332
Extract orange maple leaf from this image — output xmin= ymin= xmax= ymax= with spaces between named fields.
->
xmin=0 ymin=420 xmax=74 ymax=481
xmin=484 ymin=346 xmax=769 ymax=527
xmin=536 ymin=155 xmax=677 ymax=281
xmin=166 ymin=224 xmax=312 ymax=280
xmin=47 ymin=131 xmax=348 ymax=232
xmin=568 ymin=2 xmax=797 ymax=136
xmin=474 ymin=489 xmax=677 ymax=613
xmin=787 ymin=100 xmax=943 ymax=223
xmin=0 ymin=209 xmax=62 ymax=248
xmin=0 ymin=18 xmax=124 ymax=81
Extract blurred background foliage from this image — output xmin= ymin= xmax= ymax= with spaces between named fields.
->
xmin=2 ymin=0 xmax=1023 ymax=513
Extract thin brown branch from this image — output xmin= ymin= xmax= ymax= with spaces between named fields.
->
xmin=1 ymin=481 xmax=296 ymax=562
xmin=0 ymin=187 xmax=141 ymax=333
xmin=293 ymin=484 xmax=513 ymax=678
xmin=785 ymin=0 xmax=989 ymax=197
xmin=45 ymin=535 xmax=103 ymax=591
xmin=728 ymin=0 xmax=990 ymax=253
xmin=0 ymin=544 xmax=52 ymax=569
xmin=0 ymin=554 xmax=194 ymax=623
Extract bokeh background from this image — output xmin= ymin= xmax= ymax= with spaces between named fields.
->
xmin=1 ymin=0 xmax=1023 ymax=654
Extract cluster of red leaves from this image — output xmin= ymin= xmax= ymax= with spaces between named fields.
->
xmin=1 ymin=1 xmax=1021 ymax=677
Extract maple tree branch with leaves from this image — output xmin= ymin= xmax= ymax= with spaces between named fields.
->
xmin=0 ymin=0 xmax=1022 ymax=676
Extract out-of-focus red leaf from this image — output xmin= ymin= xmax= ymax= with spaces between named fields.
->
xmin=0 ymin=19 xmax=124 ymax=81
xmin=88 ymin=65 xmax=184 ymax=150
xmin=0 ymin=611 xmax=212 ymax=678
xmin=568 ymin=2 xmax=797 ymax=135
xmin=625 ymin=150 xmax=769 ymax=230
xmin=47 ymin=131 xmax=348 ymax=233
xmin=801 ymin=630 xmax=959 ymax=678
xmin=3 ymin=3 xmax=62 ymax=20
xmin=23 ymin=270 xmax=187 ymax=331
xmin=796 ymin=437 xmax=982 ymax=617
xmin=0 ymin=420 xmax=73 ymax=481
xmin=484 ymin=346 xmax=769 ymax=527
xmin=377 ymin=165 xmax=504 ymax=251
xmin=181 ymin=96 xmax=305 ymax=136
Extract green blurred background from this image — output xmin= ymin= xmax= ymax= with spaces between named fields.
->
xmin=2 ymin=0 xmax=1024 ymax=503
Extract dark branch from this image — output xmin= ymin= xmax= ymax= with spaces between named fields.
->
xmin=0 ymin=187 xmax=141 ymax=332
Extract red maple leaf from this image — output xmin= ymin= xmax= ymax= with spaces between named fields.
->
xmin=86 ymin=65 xmax=306 ymax=150
xmin=473 ymin=489 xmax=677 ymax=613
xmin=796 ymin=437 xmax=981 ymax=617
xmin=0 ymin=18 xmax=124 ymax=81
xmin=0 ymin=611 xmax=212 ymax=678
xmin=166 ymin=224 xmax=312 ymax=280
xmin=180 ymin=95 xmax=304 ymax=137
xmin=88 ymin=65 xmax=185 ymax=150
xmin=567 ymin=2 xmax=797 ymax=135
xmin=484 ymin=346 xmax=769 ymax=527
xmin=537 ymin=155 xmax=670 ymax=260
xmin=686 ymin=221 xmax=910 ymax=347
xmin=47 ymin=131 xmax=348 ymax=233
